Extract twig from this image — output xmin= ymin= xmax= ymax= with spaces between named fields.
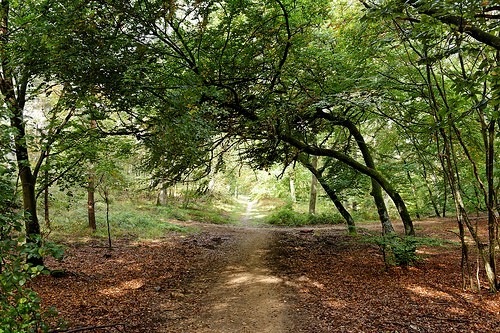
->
xmin=49 ymin=323 xmax=126 ymax=333
xmin=418 ymin=314 xmax=471 ymax=323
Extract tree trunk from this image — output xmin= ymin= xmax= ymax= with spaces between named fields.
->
xmin=308 ymin=155 xmax=318 ymax=215
xmin=319 ymin=177 xmax=356 ymax=234
xmin=88 ymin=174 xmax=96 ymax=230
xmin=10 ymin=109 xmax=43 ymax=266
xmin=87 ymin=119 xmax=97 ymax=230
xmin=486 ymin=119 xmax=497 ymax=288
xmin=282 ymin=134 xmax=414 ymax=235
xmin=289 ymin=170 xmax=296 ymax=203
xmin=299 ymin=155 xmax=356 ymax=234
xmin=422 ymin=163 xmax=441 ymax=217
xmin=343 ymin=120 xmax=395 ymax=235
xmin=441 ymin=124 xmax=496 ymax=292
xmin=44 ymin=152 xmax=50 ymax=228
xmin=1 ymin=0 xmax=42 ymax=265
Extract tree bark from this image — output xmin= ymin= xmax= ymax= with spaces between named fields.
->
xmin=282 ymin=134 xmax=415 ymax=235
xmin=9 ymin=106 xmax=43 ymax=266
xmin=87 ymin=120 xmax=97 ymax=230
xmin=397 ymin=0 xmax=500 ymax=50
xmin=289 ymin=170 xmax=296 ymax=203
xmin=421 ymin=162 xmax=441 ymax=217
xmin=342 ymin=120 xmax=396 ymax=234
xmin=299 ymin=155 xmax=356 ymax=234
xmin=44 ymin=154 xmax=50 ymax=228
xmin=1 ymin=1 xmax=42 ymax=265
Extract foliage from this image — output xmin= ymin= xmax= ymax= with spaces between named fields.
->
xmin=363 ymin=234 xmax=454 ymax=267
xmin=47 ymin=198 xmax=192 ymax=241
xmin=364 ymin=234 xmax=418 ymax=267
xmin=0 ymin=168 xmax=63 ymax=332
xmin=266 ymin=203 xmax=344 ymax=226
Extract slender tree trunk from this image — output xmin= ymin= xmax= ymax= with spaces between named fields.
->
xmin=289 ymin=170 xmax=296 ymax=203
xmin=422 ymin=164 xmax=441 ymax=217
xmin=88 ymin=174 xmax=96 ymax=230
xmin=308 ymin=155 xmax=318 ymax=215
xmin=400 ymin=154 xmax=421 ymax=219
xmin=283 ymin=134 xmax=414 ymax=235
xmin=343 ymin=120 xmax=396 ymax=235
xmin=319 ymin=177 xmax=356 ymax=234
xmin=1 ymin=0 xmax=42 ymax=265
xmin=299 ymin=155 xmax=356 ymax=234
xmin=44 ymin=150 xmax=50 ymax=228
xmin=452 ymin=120 xmax=498 ymax=291
xmin=105 ymin=189 xmax=111 ymax=249
xmin=87 ymin=119 xmax=97 ymax=230
xmin=10 ymin=111 xmax=43 ymax=266
xmin=486 ymin=119 xmax=497 ymax=288
xmin=441 ymin=125 xmax=496 ymax=291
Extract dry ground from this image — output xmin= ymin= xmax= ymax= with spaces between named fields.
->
xmin=34 ymin=217 xmax=500 ymax=332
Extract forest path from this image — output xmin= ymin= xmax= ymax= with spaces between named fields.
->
xmin=36 ymin=212 xmax=499 ymax=332
xmin=173 ymin=197 xmax=292 ymax=332
xmin=182 ymin=228 xmax=291 ymax=332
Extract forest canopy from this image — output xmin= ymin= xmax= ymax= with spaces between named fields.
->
xmin=1 ymin=1 xmax=500 ymax=329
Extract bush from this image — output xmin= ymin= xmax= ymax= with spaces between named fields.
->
xmin=364 ymin=234 xmax=419 ymax=267
xmin=1 ymin=170 xmax=63 ymax=332
xmin=266 ymin=204 xmax=343 ymax=226
xmin=307 ymin=212 xmax=344 ymax=225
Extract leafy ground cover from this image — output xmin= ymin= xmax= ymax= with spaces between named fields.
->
xmin=32 ymin=215 xmax=500 ymax=332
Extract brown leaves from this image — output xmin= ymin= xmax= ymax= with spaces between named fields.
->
xmin=32 ymin=219 xmax=500 ymax=332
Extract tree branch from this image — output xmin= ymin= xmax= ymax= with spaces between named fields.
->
xmin=403 ymin=0 xmax=500 ymax=50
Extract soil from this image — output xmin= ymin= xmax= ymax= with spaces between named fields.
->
xmin=34 ymin=203 xmax=500 ymax=332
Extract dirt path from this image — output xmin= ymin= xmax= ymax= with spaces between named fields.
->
xmin=175 ymin=198 xmax=292 ymax=332
xmin=181 ymin=229 xmax=290 ymax=332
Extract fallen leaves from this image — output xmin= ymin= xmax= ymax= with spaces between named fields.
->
xmin=32 ymin=219 xmax=500 ymax=332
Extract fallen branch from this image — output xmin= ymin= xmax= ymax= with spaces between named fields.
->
xmin=418 ymin=314 xmax=471 ymax=323
xmin=49 ymin=324 xmax=126 ymax=333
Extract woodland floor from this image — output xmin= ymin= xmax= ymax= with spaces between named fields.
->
xmin=34 ymin=203 xmax=500 ymax=332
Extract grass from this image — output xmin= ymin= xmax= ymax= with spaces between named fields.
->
xmin=43 ymin=194 xmax=244 ymax=242
xmin=264 ymin=202 xmax=345 ymax=227
xmin=43 ymin=193 xmax=358 ymax=242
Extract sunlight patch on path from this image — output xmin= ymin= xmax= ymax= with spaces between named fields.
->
xmin=240 ymin=197 xmax=261 ymax=226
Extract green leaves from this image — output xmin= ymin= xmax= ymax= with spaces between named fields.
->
xmin=0 ymin=167 xmax=61 ymax=332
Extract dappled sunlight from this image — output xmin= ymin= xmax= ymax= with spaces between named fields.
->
xmin=99 ymin=278 xmax=144 ymax=296
xmin=227 ymin=272 xmax=283 ymax=286
xmin=325 ymin=298 xmax=349 ymax=309
xmin=408 ymin=285 xmax=455 ymax=302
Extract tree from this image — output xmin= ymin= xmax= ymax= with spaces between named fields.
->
xmin=1 ymin=0 xmax=49 ymax=265
xmin=308 ymin=155 xmax=318 ymax=215
xmin=365 ymin=0 xmax=500 ymax=291
xmin=101 ymin=0 xmax=415 ymax=236
xmin=299 ymin=154 xmax=356 ymax=233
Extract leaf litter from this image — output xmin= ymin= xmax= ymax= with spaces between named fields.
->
xmin=33 ymin=218 xmax=500 ymax=332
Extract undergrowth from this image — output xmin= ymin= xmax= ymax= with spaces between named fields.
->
xmin=46 ymin=196 xmax=235 ymax=242
xmin=265 ymin=203 xmax=344 ymax=226
xmin=362 ymin=234 xmax=455 ymax=267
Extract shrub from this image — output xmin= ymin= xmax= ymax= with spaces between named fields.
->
xmin=266 ymin=203 xmax=306 ymax=226
xmin=1 ymin=170 xmax=63 ymax=332
xmin=364 ymin=234 xmax=419 ymax=267
xmin=266 ymin=204 xmax=343 ymax=226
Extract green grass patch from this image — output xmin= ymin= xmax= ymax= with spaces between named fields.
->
xmin=46 ymin=199 xmax=193 ymax=242
xmin=46 ymin=195 xmax=240 ymax=242
xmin=265 ymin=203 xmax=344 ymax=226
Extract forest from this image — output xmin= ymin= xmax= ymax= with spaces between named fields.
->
xmin=1 ymin=0 xmax=500 ymax=332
